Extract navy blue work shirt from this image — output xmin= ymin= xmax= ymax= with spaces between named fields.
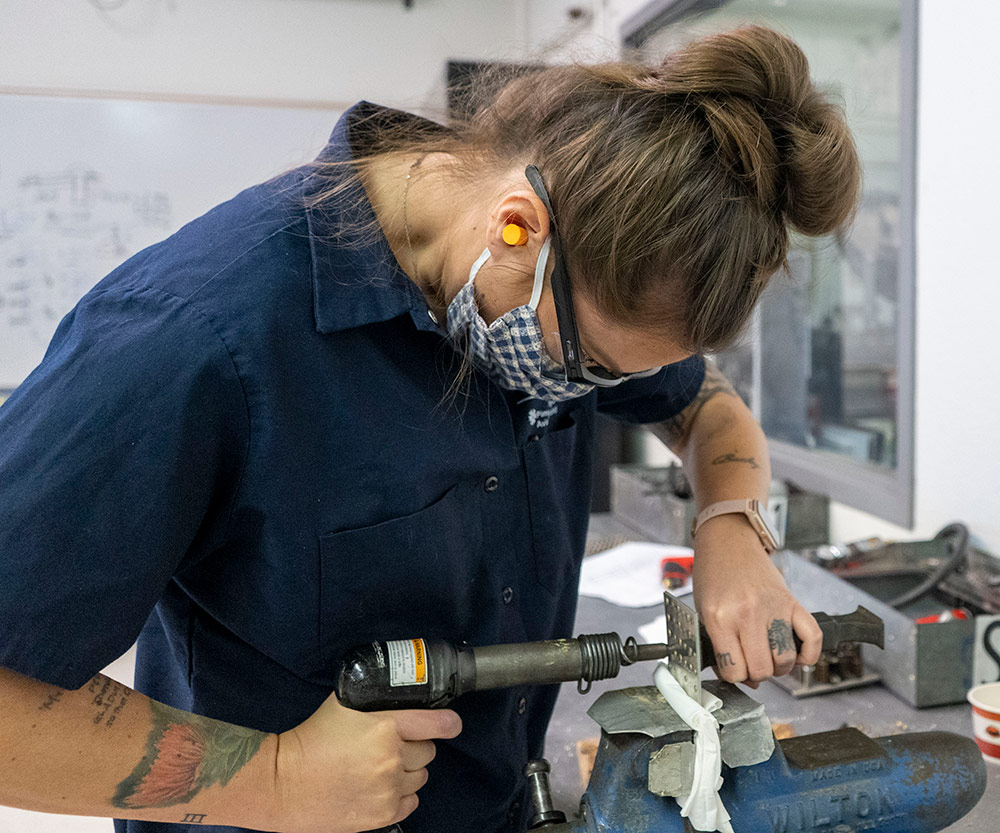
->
xmin=0 ymin=102 xmax=705 ymax=833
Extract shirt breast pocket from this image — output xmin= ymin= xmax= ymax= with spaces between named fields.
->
xmin=318 ymin=483 xmax=486 ymax=668
xmin=523 ymin=409 xmax=592 ymax=595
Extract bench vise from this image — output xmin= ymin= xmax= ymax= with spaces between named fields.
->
xmin=527 ymin=680 xmax=987 ymax=833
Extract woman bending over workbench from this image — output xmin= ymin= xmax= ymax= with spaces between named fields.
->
xmin=0 ymin=25 xmax=859 ymax=833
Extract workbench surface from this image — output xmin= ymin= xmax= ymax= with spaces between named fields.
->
xmin=544 ymin=588 xmax=1000 ymax=832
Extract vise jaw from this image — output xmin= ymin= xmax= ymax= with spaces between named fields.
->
xmin=587 ymin=679 xmax=774 ymax=798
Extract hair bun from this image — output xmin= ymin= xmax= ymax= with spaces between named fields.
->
xmin=410 ymin=24 xmax=862 ymax=353
xmin=651 ymin=25 xmax=860 ymax=235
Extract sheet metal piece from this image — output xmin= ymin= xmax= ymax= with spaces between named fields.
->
xmin=648 ymin=741 xmax=696 ymax=797
xmin=587 ymin=680 xmax=775 ymax=768
xmin=663 ymin=590 xmax=702 ymax=701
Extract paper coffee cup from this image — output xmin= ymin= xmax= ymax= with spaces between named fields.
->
xmin=968 ymin=682 xmax=1000 ymax=762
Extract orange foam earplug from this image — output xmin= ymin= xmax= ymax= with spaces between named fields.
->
xmin=502 ymin=223 xmax=529 ymax=246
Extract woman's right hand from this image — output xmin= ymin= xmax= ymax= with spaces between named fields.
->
xmin=269 ymin=692 xmax=462 ymax=833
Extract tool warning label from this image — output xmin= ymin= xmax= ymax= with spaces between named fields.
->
xmin=387 ymin=638 xmax=427 ymax=687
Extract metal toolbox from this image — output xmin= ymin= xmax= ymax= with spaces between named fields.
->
xmin=609 ymin=465 xmax=695 ymax=546
xmin=608 ymin=464 xmax=829 ymax=549
xmin=778 ymin=551 xmax=974 ymax=707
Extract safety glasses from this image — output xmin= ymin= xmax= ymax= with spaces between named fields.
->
xmin=524 ymin=165 xmax=661 ymax=387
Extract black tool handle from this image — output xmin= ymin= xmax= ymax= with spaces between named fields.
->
xmin=811 ymin=607 xmax=885 ymax=651
xmin=698 ymin=605 xmax=884 ymax=668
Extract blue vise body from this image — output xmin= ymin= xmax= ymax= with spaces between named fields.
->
xmin=555 ymin=681 xmax=986 ymax=833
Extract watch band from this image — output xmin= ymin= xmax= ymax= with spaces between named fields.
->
xmin=690 ymin=499 xmax=779 ymax=553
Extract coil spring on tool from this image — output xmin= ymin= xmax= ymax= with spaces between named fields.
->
xmin=576 ymin=633 xmax=638 ymax=694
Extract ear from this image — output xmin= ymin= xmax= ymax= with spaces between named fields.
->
xmin=485 ymin=189 xmax=552 ymax=279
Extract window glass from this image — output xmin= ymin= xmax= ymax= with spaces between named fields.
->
xmin=638 ymin=0 xmax=903 ymax=472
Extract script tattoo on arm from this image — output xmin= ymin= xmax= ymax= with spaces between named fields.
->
xmin=112 ymin=700 xmax=267 ymax=809
xmin=652 ymin=361 xmax=741 ymax=450
xmin=767 ymin=620 xmax=795 ymax=655
xmin=715 ymin=652 xmax=735 ymax=668
xmin=87 ymin=675 xmax=134 ymax=728
xmin=711 ymin=452 xmax=761 ymax=470
xmin=38 ymin=688 xmax=65 ymax=711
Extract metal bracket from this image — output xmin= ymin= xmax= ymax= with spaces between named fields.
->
xmin=663 ymin=590 xmax=702 ymax=701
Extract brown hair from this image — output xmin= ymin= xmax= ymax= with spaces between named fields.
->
xmin=315 ymin=25 xmax=861 ymax=354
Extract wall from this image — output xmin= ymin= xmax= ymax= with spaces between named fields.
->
xmin=0 ymin=0 xmax=537 ymax=112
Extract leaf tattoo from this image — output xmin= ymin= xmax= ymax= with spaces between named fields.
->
xmin=113 ymin=701 xmax=266 ymax=809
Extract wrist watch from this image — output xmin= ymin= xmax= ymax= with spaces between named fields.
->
xmin=690 ymin=499 xmax=780 ymax=553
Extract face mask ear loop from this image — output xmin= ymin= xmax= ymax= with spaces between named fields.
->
xmin=527 ymin=237 xmax=551 ymax=311
xmin=468 ymin=248 xmax=492 ymax=284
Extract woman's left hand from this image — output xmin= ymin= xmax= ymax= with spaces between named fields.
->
xmin=691 ymin=513 xmax=823 ymax=686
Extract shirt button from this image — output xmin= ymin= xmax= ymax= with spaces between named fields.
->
xmin=502 ymin=586 xmax=514 ymax=604
xmin=484 ymin=475 xmax=500 ymax=492
xmin=518 ymin=697 xmax=527 ymax=715
xmin=528 ymin=434 xmax=541 ymax=442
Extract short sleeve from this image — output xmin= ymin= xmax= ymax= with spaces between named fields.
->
xmin=595 ymin=354 xmax=705 ymax=424
xmin=0 ymin=286 xmax=248 ymax=688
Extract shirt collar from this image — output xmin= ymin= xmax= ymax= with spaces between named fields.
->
xmin=304 ymin=101 xmax=449 ymax=335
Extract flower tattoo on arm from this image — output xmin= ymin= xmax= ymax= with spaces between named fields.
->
xmin=113 ymin=700 xmax=267 ymax=809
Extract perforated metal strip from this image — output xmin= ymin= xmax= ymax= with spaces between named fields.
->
xmin=663 ymin=590 xmax=702 ymax=701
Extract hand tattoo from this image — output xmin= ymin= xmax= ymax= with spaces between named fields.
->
xmin=715 ymin=652 xmax=735 ymax=668
xmin=767 ymin=619 xmax=795 ymax=655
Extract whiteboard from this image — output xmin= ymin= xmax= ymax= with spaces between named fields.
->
xmin=0 ymin=93 xmax=343 ymax=389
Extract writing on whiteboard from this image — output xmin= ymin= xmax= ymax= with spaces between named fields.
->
xmin=0 ymin=166 xmax=171 ymax=377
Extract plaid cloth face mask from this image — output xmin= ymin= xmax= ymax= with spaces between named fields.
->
xmin=446 ymin=237 xmax=595 ymax=403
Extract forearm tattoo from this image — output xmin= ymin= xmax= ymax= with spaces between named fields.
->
xmin=87 ymin=675 xmax=133 ymax=728
xmin=38 ymin=688 xmax=64 ymax=711
xmin=113 ymin=700 xmax=267 ymax=809
xmin=767 ymin=619 xmax=795 ymax=655
xmin=653 ymin=361 xmax=740 ymax=449
xmin=38 ymin=675 xmax=134 ymax=730
xmin=711 ymin=452 xmax=760 ymax=470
